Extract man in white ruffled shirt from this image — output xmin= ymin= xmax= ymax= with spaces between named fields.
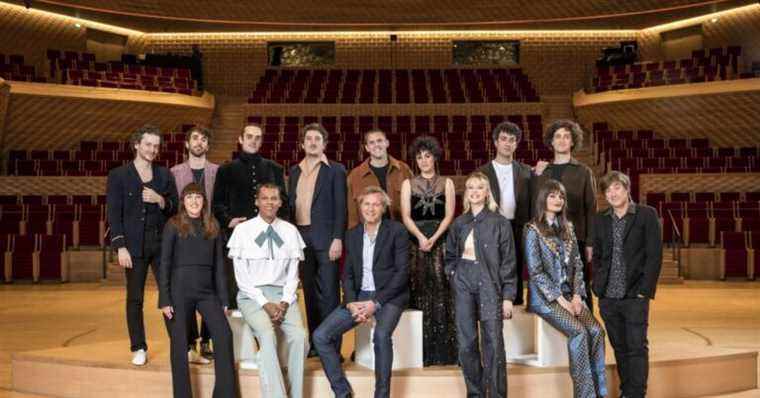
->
xmin=228 ymin=183 xmax=309 ymax=398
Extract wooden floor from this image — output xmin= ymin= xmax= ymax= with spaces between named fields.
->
xmin=1 ymin=281 xmax=759 ymax=397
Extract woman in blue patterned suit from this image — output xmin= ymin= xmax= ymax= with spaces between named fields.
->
xmin=524 ymin=179 xmax=607 ymax=398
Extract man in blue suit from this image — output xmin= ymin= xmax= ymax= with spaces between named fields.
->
xmin=313 ymin=186 xmax=409 ymax=398
xmin=288 ymin=122 xmax=347 ymax=357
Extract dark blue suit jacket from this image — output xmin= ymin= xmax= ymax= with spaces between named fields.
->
xmin=288 ymin=160 xmax=347 ymax=250
xmin=342 ymin=220 xmax=409 ymax=308
xmin=106 ymin=162 xmax=178 ymax=256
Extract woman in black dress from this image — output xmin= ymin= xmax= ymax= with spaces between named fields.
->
xmin=400 ymin=135 xmax=458 ymax=366
xmin=159 ymin=183 xmax=237 ymax=398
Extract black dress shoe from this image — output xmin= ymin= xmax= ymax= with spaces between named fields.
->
xmin=308 ymin=347 xmax=319 ymax=358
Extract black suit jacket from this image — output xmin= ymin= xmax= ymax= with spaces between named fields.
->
xmin=591 ymin=203 xmax=663 ymax=299
xmin=212 ymin=154 xmax=288 ymax=234
xmin=479 ymin=160 xmax=533 ymax=228
xmin=343 ymin=220 xmax=409 ymax=308
xmin=106 ymin=162 xmax=178 ymax=256
xmin=288 ymin=160 xmax=347 ymax=250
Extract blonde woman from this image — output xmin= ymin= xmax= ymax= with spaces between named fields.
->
xmin=444 ymin=171 xmax=517 ymax=398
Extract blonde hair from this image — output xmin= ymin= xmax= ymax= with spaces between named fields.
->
xmin=462 ymin=171 xmax=498 ymax=214
xmin=358 ymin=185 xmax=391 ymax=210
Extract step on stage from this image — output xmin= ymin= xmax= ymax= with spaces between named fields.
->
xmin=12 ymin=339 xmax=757 ymax=397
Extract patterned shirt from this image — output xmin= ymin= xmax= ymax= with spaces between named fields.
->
xmin=605 ymin=203 xmax=637 ymax=298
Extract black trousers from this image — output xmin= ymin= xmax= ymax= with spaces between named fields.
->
xmin=187 ymin=318 xmax=211 ymax=347
xmin=453 ymin=259 xmax=507 ymax=398
xmin=578 ymin=240 xmax=594 ymax=311
xmin=168 ymin=267 xmax=238 ymax=398
xmin=599 ymin=297 xmax=650 ymax=398
xmin=299 ymin=226 xmax=341 ymax=348
xmin=125 ymin=227 xmax=170 ymax=352
xmin=512 ymin=223 xmax=525 ymax=305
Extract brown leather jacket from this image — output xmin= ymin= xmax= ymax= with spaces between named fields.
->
xmin=346 ymin=156 xmax=413 ymax=229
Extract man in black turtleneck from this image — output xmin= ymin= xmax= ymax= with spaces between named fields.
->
xmin=212 ymin=123 xmax=288 ymax=307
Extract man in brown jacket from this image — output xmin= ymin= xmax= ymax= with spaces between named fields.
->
xmin=534 ymin=119 xmax=597 ymax=310
xmin=347 ymin=129 xmax=412 ymax=229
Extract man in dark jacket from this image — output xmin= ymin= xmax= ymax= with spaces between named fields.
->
xmin=106 ymin=124 xmax=178 ymax=366
xmin=592 ymin=171 xmax=662 ymax=398
xmin=288 ymin=122 xmax=347 ymax=357
xmin=212 ymin=123 xmax=288 ymax=307
xmin=479 ymin=121 xmax=533 ymax=305
xmin=534 ymin=119 xmax=597 ymax=309
xmin=312 ymin=186 xmax=409 ymax=398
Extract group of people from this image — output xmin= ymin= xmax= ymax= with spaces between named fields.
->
xmin=106 ymin=118 xmax=662 ymax=398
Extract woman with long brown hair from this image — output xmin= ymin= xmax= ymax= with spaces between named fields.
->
xmin=524 ymin=179 xmax=606 ymax=398
xmin=159 ymin=183 xmax=237 ymax=398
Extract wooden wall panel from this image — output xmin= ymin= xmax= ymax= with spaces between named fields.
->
xmin=639 ymin=173 xmax=760 ymax=202
xmin=244 ymin=102 xmax=546 ymax=117
xmin=3 ymin=81 xmax=214 ymax=150
xmin=0 ymin=79 xmax=9 ymax=153
xmin=6 ymin=0 xmax=755 ymax=31
xmin=638 ymin=4 xmax=760 ymax=71
xmin=0 ymin=176 xmax=105 ymax=195
xmin=574 ymin=78 xmax=760 ymax=147
xmin=0 ymin=2 xmax=145 ymax=78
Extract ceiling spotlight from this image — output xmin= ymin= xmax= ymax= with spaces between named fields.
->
xmin=74 ymin=23 xmax=81 ymax=28
xmin=710 ymin=17 xmax=719 ymax=23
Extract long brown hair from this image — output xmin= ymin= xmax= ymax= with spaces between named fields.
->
xmin=531 ymin=179 xmax=571 ymax=241
xmin=170 ymin=183 xmax=220 ymax=239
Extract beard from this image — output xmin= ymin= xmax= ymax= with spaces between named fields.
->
xmin=189 ymin=146 xmax=208 ymax=157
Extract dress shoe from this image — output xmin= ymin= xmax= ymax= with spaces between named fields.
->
xmin=188 ymin=349 xmax=211 ymax=365
xmin=200 ymin=341 xmax=214 ymax=360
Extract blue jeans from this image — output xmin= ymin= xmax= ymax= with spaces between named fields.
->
xmin=313 ymin=291 xmax=404 ymax=398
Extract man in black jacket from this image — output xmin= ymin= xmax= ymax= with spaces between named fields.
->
xmin=106 ymin=125 xmax=178 ymax=366
xmin=479 ymin=121 xmax=533 ymax=305
xmin=592 ymin=171 xmax=662 ymax=398
xmin=212 ymin=123 xmax=288 ymax=307
xmin=288 ymin=123 xmax=347 ymax=357
xmin=312 ymin=186 xmax=409 ymax=398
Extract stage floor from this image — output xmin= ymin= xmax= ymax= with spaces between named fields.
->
xmin=1 ymin=281 xmax=759 ymax=397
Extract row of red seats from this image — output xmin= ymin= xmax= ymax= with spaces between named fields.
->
xmin=597 ymin=46 xmax=742 ymax=76
xmin=0 ymin=204 xmax=105 ymax=248
xmin=593 ymin=46 xmax=745 ymax=92
xmin=248 ymin=114 xmax=544 ymax=137
xmin=8 ymin=159 xmax=178 ymax=177
xmin=249 ymin=68 xmax=539 ymax=104
xmin=720 ymin=231 xmax=760 ymax=279
xmin=657 ymin=200 xmax=760 ymax=248
xmin=610 ymin=156 xmax=758 ymax=171
xmin=0 ymin=53 xmax=46 ymax=83
xmin=0 ymin=234 xmax=69 ymax=282
xmin=47 ymin=49 xmax=196 ymax=95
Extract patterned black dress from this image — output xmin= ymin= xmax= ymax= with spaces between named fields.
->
xmin=408 ymin=175 xmax=458 ymax=366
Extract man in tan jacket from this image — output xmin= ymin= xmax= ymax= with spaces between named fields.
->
xmin=346 ymin=129 xmax=412 ymax=229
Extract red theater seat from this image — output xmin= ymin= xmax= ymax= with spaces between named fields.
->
xmin=720 ymin=232 xmax=749 ymax=279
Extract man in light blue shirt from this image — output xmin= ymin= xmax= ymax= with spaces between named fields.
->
xmin=313 ymin=186 xmax=409 ymax=398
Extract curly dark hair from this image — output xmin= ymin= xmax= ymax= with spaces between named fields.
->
xmin=408 ymin=135 xmax=443 ymax=161
xmin=300 ymin=122 xmax=329 ymax=143
xmin=184 ymin=125 xmax=213 ymax=142
xmin=491 ymin=121 xmax=523 ymax=143
xmin=544 ymin=119 xmax=584 ymax=152
xmin=129 ymin=124 xmax=162 ymax=151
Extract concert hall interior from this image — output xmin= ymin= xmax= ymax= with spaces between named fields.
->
xmin=0 ymin=0 xmax=759 ymax=397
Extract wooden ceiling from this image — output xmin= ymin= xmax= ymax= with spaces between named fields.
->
xmin=5 ymin=0 xmax=756 ymax=32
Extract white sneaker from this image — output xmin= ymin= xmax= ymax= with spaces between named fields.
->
xmin=188 ymin=349 xmax=212 ymax=365
xmin=239 ymin=359 xmax=258 ymax=370
xmin=131 ymin=349 xmax=147 ymax=366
